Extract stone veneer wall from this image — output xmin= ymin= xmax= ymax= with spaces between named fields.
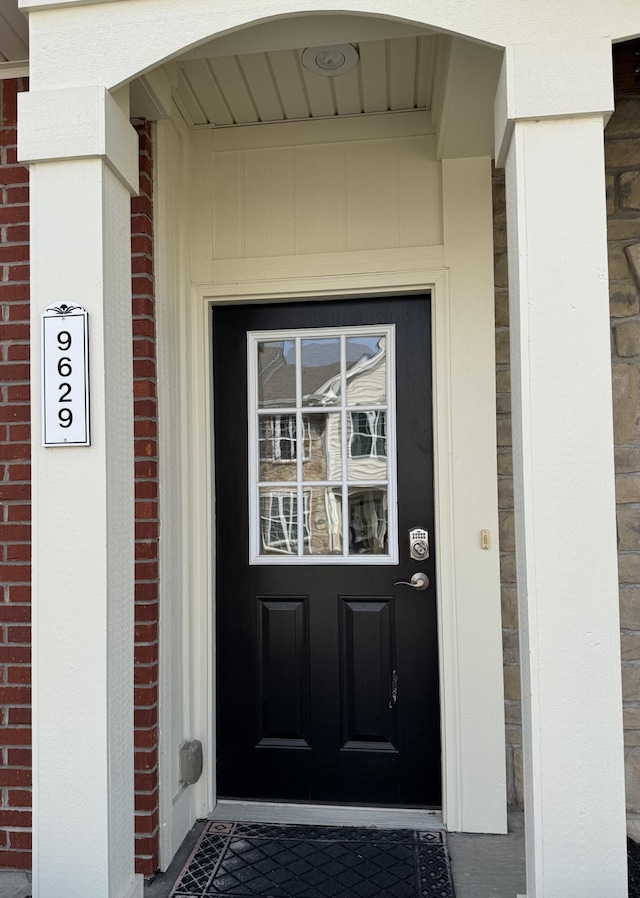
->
xmin=494 ymin=97 xmax=640 ymax=829
xmin=606 ymin=97 xmax=640 ymax=839
xmin=492 ymin=164 xmax=522 ymax=807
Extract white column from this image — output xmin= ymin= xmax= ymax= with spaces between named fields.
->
xmin=19 ymin=87 xmax=142 ymax=898
xmin=495 ymin=40 xmax=627 ymax=897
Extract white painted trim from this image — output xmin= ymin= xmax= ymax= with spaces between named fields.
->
xmin=185 ymin=289 xmax=216 ymax=823
xmin=0 ymin=61 xmax=29 ymax=79
xmin=18 ymin=0 xmax=640 ymax=95
xmin=494 ymin=37 xmax=614 ymax=166
xmin=207 ymin=110 xmax=434 ymax=150
xmin=210 ymin=800 xmax=443 ymax=830
xmin=20 ymin=0 xmax=114 ymax=8
xmin=18 ymin=86 xmax=139 ymax=194
xmin=121 ymin=876 xmax=144 ymax=898
xmin=441 ymin=157 xmax=506 ymax=834
xmin=200 ymin=247 xmax=445 ymax=291
xmin=430 ymin=268 xmax=462 ymax=829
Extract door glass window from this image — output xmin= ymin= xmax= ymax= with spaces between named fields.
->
xmin=249 ymin=325 xmax=397 ymax=564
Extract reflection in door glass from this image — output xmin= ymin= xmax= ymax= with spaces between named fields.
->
xmin=250 ymin=327 xmax=395 ymax=562
xmin=303 ymin=487 xmax=343 ymax=555
xmin=348 ymin=488 xmax=388 ymax=555
xmin=301 ymin=339 xmax=340 ymax=406
xmin=259 ymin=415 xmax=307 ymax=483
xmin=302 ymin=413 xmax=341 ymax=482
xmin=347 ymin=411 xmax=387 ymax=481
xmin=258 ymin=341 xmax=296 ymax=407
xmin=346 ymin=336 xmax=386 ymax=405
xmin=259 ymin=488 xmax=308 ymax=556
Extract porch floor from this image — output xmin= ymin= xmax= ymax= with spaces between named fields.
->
xmin=143 ymin=813 xmax=526 ymax=898
xmin=447 ymin=813 xmax=525 ymax=897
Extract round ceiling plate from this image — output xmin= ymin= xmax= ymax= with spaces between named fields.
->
xmin=301 ymin=44 xmax=360 ymax=77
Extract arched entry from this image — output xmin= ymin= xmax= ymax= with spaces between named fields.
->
xmin=20 ymin=2 xmax=519 ymax=893
xmin=148 ymin=8 xmax=506 ymax=864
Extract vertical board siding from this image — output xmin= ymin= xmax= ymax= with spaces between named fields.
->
xmin=244 ymin=147 xmax=295 ymax=258
xmin=211 ymin=135 xmax=441 ymax=261
xmin=293 ymin=144 xmax=347 ymax=255
xmin=358 ymin=42 xmax=388 ymax=114
xmin=345 ymin=140 xmax=400 ymax=251
xmin=212 ymin=151 xmax=245 ymax=261
xmin=0 ymin=76 xmax=32 ymax=871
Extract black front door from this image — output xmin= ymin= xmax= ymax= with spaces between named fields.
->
xmin=214 ymin=296 xmax=440 ymax=807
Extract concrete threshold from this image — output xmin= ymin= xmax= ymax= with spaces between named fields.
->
xmin=447 ymin=812 xmax=526 ymax=898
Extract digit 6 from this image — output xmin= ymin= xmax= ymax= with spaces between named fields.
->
xmin=57 ymin=357 xmax=72 ymax=377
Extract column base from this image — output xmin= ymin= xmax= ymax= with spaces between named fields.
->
xmin=122 ymin=874 xmax=144 ymax=898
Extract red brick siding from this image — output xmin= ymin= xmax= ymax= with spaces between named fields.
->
xmin=0 ymin=77 xmax=32 ymax=871
xmin=0 ymin=86 xmax=161 ymax=876
xmin=131 ymin=119 xmax=160 ymax=878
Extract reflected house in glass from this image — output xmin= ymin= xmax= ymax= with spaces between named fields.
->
xmin=256 ymin=335 xmax=390 ymax=557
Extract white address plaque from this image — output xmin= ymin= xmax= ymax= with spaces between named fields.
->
xmin=42 ymin=304 xmax=90 ymax=447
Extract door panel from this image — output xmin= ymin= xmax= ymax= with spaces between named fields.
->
xmin=214 ymin=296 xmax=440 ymax=807
xmin=340 ymin=597 xmax=397 ymax=751
xmin=257 ymin=597 xmax=310 ymax=748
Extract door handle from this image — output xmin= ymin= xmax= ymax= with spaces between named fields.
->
xmin=394 ymin=572 xmax=429 ymax=591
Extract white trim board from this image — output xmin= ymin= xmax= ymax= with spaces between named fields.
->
xmin=0 ymin=61 xmax=29 ymax=79
xmin=210 ymin=801 xmax=443 ymax=830
xmin=207 ymin=110 xmax=434 ymax=151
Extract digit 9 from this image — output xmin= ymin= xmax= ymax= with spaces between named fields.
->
xmin=57 ymin=331 xmax=72 ymax=351
xmin=58 ymin=408 xmax=73 ymax=428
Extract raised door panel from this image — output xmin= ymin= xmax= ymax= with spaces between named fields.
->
xmin=340 ymin=597 xmax=398 ymax=752
xmin=257 ymin=597 xmax=310 ymax=748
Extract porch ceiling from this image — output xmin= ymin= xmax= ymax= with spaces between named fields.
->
xmin=0 ymin=0 xmax=439 ymax=127
xmin=0 ymin=0 xmax=28 ymax=64
xmin=171 ymin=34 xmax=440 ymax=127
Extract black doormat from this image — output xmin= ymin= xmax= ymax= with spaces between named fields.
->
xmin=629 ymin=837 xmax=640 ymax=898
xmin=170 ymin=822 xmax=455 ymax=898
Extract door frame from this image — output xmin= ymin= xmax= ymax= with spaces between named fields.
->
xmin=166 ymin=255 xmax=501 ymax=822
xmin=208 ymin=275 xmax=448 ymax=826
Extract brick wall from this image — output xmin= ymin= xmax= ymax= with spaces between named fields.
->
xmin=0 ymin=85 xmax=161 ymax=876
xmin=131 ymin=119 xmax=160 ymax=878
xmin=495 ymin=97 xmax=640 ymax=828
xmin=0 ymin=77 xmax=32 ymax=870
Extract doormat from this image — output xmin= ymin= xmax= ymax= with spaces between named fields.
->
xmin=170 ymin=821 xmax=455 ymax=898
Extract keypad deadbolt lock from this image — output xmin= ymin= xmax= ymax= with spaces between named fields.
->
xmin=409 ymin=528 xmax=429 ymax=561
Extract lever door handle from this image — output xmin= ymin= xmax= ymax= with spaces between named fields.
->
xmin=394 ymin=572 xmax=429 ymax=591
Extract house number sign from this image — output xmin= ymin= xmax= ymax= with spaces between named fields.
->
xmin=41 ymin=304 xmax=90 ymax=446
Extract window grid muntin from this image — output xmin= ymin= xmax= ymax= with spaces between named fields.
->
xmin=249 ymin=325 xmax=397 ymax=564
